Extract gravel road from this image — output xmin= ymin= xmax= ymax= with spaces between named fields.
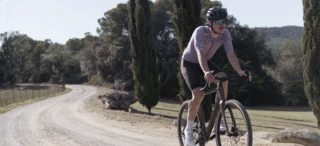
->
xmin=0 ymin=85 xmax=176 ymax=146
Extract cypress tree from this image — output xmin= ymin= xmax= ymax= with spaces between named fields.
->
xmin=171 ymin=0 xmax=202 ymax=101
xmin=172 ymin=0 xmax=214 ymax=121
xmin=128 ymin=0 xmax=160 ymax=113
xmin=302 ymin=0 xmax=320 ymax=128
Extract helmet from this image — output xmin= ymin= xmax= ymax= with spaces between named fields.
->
xmin=206 ymin=6 xmax=228 ymax=21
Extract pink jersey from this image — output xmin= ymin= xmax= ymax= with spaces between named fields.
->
xmin=182 ymin=26 xmax=234 ymax=63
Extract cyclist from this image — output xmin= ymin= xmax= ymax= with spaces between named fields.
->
xmin=180 ymin=6 xmax=252 ymax=146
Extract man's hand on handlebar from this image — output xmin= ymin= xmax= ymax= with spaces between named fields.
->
xmin=237 ymin=70 xmax=252 ymax=81
xmin=204 ymin=71 xmax=215 ymax=83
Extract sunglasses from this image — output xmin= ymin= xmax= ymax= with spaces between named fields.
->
xmin=214 ymin=19 xmax=226 ymax=25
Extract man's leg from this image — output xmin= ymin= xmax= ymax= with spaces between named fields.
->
xmin=187 ymin=88 xmax=205 ymax=121
xmin=185 ymin=87 xmax=205 ymax=146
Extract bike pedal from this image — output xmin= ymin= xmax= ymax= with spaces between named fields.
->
xmin=220 ymin=131 xmax=226 ymax=135
xmin=209 ymin=134 xmax=215 ymax=140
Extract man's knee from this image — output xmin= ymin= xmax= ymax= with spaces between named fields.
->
xmin=215 ymin=72 xmax=227 ymax=78
xmin=191 ymin=88 xmax=205 ymax=105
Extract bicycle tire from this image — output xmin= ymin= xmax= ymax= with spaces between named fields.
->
xmin=177 ymin=100 xmax=206 ymax=146
xmin=178 ymin=100 xmax=190 ymax=146
xmin=215 ymin=100 xmax=252 ymax=146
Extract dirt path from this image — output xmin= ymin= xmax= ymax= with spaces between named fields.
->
xmin=0 ymin=85 xmax=176 ymax=146
xmin=0 ymin=85 xmax=302 ymax=146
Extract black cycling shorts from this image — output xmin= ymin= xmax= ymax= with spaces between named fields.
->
xmin=181 ymin=59 xmax=222 ymax=91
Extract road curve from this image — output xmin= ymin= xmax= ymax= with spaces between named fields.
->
xmin=0 ymin=85 xmax=174 ymax=146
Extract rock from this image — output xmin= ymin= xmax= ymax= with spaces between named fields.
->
xmin=98 ymin=92 xmax=137 ymax=111
xmin=272 ymin=127 xmax=320 ymax=146
xmin=254 ymin=132 xmax=277 ymax=140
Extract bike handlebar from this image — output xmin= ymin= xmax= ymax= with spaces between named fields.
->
xmin=200 ymin=71 xmax=251 ymax=93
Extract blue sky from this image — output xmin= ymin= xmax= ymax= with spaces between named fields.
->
xmin=0 ymin=0 xmax=303 ymax=44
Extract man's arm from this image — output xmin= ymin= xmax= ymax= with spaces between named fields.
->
xmin=197 ymin=50 xmax=210 ymax=73
xmin=197 ymin=50 xmax=215 ymax=82
xmin=227 ymin=52 xmax=242 ymax=74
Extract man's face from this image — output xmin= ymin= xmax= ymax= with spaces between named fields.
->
xmin=212 ymin=19 xmax=226 ymax=34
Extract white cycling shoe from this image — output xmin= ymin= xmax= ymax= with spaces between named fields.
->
xmin=219 ymin=124 xmax=226 ymax=132
xmin=214 ymin=120 xmax=227 ymax=132
xmin=184 ymin=129 xmax=196 ymax=146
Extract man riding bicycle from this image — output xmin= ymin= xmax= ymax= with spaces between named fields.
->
xmin=180 ymin=6 xmax=252 ymax=146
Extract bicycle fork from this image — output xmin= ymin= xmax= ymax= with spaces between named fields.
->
xmin=218 ymin=84 xmax=238 ymax=137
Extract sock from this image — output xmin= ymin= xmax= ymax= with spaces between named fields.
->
xmin=185 ymin=120 xmax=194 ymax=132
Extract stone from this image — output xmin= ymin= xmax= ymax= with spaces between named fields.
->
xmin=272 ymin=127 xmax=320 ymax=146
xmin=98 ymin=92 xmax=137 ymax=111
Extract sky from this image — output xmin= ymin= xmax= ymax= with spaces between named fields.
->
xmin=0 ymin=0 xmax=304 ymax=44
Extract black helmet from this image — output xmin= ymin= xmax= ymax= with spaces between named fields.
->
xmin=206 ymin=6 xmax=228 ymax=21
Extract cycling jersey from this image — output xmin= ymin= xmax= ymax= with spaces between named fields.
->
xmin=182 ymin=26 xmax=234 ymax=63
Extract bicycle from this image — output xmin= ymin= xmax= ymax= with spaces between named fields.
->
xmin=177 ymin=71 xmax=253 ymax=146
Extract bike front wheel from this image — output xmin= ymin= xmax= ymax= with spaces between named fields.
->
xmin=215 ymin=100 xmax=252 ymax=146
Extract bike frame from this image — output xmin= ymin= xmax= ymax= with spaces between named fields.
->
xmin=200 ymin=79 xmax=237 ymax=141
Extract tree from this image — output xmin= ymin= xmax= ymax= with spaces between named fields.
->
xmin=0 ymin=31 xmax=33 ymax=83
xmin=14 ymin=35 xmax=33 ymax=83
xmin=42 ymin=43 xmax=71 ymax=82
xmin=66 ymin=38 xmax=84 ymax=54
xmin=151 ymin=0 xmax=179 ymax=98
xmin=128 ymin=0 xmax=161 ymax=113
xmin=97 ymin=3 xmax=129 ymax=38
xmin=79 ymin=35 xmax=101 ymax=84
xmin=266 ymin=40 xmax=302 ymax=83
xmin=30 ymin=40 xmax=51 ymax=83
xmin=0 ymin=32 xmax=19 ymax=83
xmin=302 ymin=0 xmax=320 ymax=128
xmin=171 ymin=0 xmax=202 ymax=101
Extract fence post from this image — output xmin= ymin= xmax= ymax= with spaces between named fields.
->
xmin=19 ymin=87 xmax=22 ymax=102
xmin=25 ymin=88 xmax=28 ymax=100
xmin=32 ymin=88 xmax=34 ymax=99
xmin=0 ymin=91 xmax=2 ymax=107
xmin=12 ymin=88 xmax=15 ymax=103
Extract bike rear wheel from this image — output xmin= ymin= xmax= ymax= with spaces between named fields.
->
xmin=215 ymin=100 xmax=252 ymax=146
xmin=177 ymin=100 xmax=206 ymax=146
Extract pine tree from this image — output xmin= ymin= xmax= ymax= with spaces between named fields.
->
xmin=128 ymin=0 xmax=160 ymax=113
xmin=302 ymin=0 xmax=320 ymax=128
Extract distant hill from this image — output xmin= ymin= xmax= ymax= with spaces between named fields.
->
xmin=254 ymin=26 xmax=303 ymax=50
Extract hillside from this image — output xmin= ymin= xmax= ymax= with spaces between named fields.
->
xmin=254 ymin=26 xmax=303 ymax=50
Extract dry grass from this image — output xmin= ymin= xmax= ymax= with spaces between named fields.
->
xmin=0 ymin=88 xmax=71 ymax=114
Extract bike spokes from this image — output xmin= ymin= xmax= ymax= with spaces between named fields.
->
xmin=216 ymin=100 xmax=252 ymax=146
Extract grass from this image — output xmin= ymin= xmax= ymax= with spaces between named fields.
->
xmin=89 ymin=86 xmax=320 ymax=134
xmin=248 ymin=106 xmax=319 ymax=133
xmin=0 ymin=87 xmax=71 ymax=114
xmin=131 ymin=98 xmax=320 ymax=133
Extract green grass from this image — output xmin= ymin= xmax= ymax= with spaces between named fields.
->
xmin=247 ymin=106 xmax=319 ymax=133
xmin=90 ymin=86 xmax=320 ymax=133
xmin=131 ymin=100 xmax=319 ymax=133
xmin=0 ymin=87 xmax=71 ymax=114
